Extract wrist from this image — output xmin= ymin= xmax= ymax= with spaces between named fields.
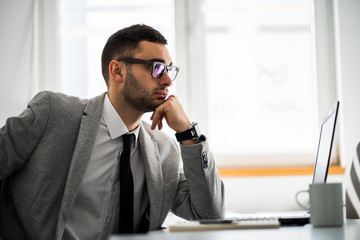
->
xmin=175 ymin=122 xmax=201 ymax=142
xmin=176 ymin=122 xmax=192 ymax=133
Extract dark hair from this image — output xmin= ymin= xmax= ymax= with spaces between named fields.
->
xmin=101 ymin=24 xmax=168 ymax=85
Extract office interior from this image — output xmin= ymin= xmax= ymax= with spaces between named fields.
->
xmin=0 ymin=0 xmax=359 ymax=218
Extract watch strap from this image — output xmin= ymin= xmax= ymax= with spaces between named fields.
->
xmin=175 ymin=123 xmax=200 ymax=142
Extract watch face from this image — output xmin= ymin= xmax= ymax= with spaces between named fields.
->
xmin=175 ymin=123 xmax=201 ymax=142
xmin=192 ymin=123 xmax=200 ymax=138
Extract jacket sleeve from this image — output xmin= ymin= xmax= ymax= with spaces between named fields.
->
xmin=171 ymin=137 xmax=225 ymax=220
xmin=0 ymin=92 xmax=50 ymax=179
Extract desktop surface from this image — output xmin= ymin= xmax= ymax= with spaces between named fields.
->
xmin=109 ymin=220 xmax=360 ymax=240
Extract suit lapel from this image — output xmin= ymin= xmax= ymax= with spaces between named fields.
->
xmin=139 ymin=125 xmax=164 ymax=230
xmin=56 ymin=93 xmax=105 ymax=239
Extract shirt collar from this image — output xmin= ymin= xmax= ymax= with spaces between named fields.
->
xmin=102 ymin=93 xmax=140 ymax=141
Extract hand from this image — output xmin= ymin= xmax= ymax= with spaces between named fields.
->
xmin=150 ymin=95 xmax=191 ymax=133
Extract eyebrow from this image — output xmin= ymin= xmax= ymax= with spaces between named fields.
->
xmin=148 ymin=58 xmax=173 ymax=66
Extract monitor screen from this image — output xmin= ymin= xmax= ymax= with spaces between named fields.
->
xmin=312 ymin=101 xmax=339 ymax=183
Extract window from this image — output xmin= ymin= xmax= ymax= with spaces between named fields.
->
xmin=59 ymin=0 xmax=334 ymax=167
xmin=59 ymin=0 xmax=176 ymax=98
xmin=200 ymin=0 xmax=317 ymax=167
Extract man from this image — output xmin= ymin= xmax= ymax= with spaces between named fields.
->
xmin=0 ymin=24 xmax=224 ymax=240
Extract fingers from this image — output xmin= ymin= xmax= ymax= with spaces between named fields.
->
xmin=158 ymin=119 xmax=163 ymax=130
xmin=150 ymin=110 xmax=164 ymax=130
xmin=150 ymin=95 xmax=191 ymax=132
xmin=151 ymin=96 xmax=171 ymax=130
xmin=151 ymin=96 xmax=174 ymax=130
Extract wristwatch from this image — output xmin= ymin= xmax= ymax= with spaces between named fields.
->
xmin=175 ymin=122 xmax=201 ymax=142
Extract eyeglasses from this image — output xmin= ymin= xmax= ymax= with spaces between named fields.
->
xmin=117 ymin=58 xmax=180 ymax=81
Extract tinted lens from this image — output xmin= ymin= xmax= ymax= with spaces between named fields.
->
xmin=152 ymin=62 xmax=166 ymax=78
xmin=167 ymin=66 xmax=179 ymax=81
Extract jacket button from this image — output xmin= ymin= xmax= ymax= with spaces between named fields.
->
xmin=202 ymin=151 xmax=208 ymax=169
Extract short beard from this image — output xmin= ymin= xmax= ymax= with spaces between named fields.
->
xmin=122 ymin=66 xmax=165 ymax=112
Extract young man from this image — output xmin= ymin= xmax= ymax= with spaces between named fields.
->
xmin=0 ymin=24 xmax=224 ymax=240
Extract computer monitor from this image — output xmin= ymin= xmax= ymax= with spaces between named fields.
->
xmin=312 ymin=101 xmax=339 ymax=184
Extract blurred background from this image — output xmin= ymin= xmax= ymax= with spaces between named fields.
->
xmin=1 ymin=0 xmax=359 ymax=214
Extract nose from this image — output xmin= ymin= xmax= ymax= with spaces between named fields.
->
xmin=159 ymin=71 xmax=173 ymax=87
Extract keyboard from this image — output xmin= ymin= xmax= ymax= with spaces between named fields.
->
xmin=168 ymin=217 xmax=280 ymax=232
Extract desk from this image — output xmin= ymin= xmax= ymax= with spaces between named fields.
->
xmin=109 ymin=220 xmax=360 ymax=240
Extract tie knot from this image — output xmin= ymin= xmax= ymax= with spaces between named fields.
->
xmin=122 ymin=134 xmax=133 ymax=149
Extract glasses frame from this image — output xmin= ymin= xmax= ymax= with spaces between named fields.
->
xmin=116 ymin=57 xmax=179 ymax=81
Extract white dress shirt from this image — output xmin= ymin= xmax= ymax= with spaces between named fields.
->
xmin=63 ymin=94 xmax=148 ymax=240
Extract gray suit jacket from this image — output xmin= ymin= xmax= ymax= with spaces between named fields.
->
xmin=0 ymin=91 xmax=224 ymax=240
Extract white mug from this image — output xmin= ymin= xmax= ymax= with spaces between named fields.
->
xmin=309 ymin=183 xmax=344 ymax=227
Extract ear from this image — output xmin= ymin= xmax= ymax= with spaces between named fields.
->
xmin=109 ymin=60 xmax=125 ymax=83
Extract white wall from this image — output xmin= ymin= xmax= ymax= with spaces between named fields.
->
xmin=223 ymin=174 xmax=344 ymax=214
xmin=334 ymin=0 xmax=360 ymax=170
xmin=0 ymin=0 xmax=59 ymax=126
xmin=0 ymin=0 xmax=36 ymax=126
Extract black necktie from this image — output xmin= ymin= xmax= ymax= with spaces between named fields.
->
xmin=119 ymin=134 xmax=134 ymax=233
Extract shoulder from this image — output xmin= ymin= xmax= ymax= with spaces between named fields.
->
xmin=28 ymin=91 xmax=93 ymax=115
xmin=26 ymin=91 xmax=101 ymax=128
xmin=30 ymin=91 xmax=88 ymax=108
